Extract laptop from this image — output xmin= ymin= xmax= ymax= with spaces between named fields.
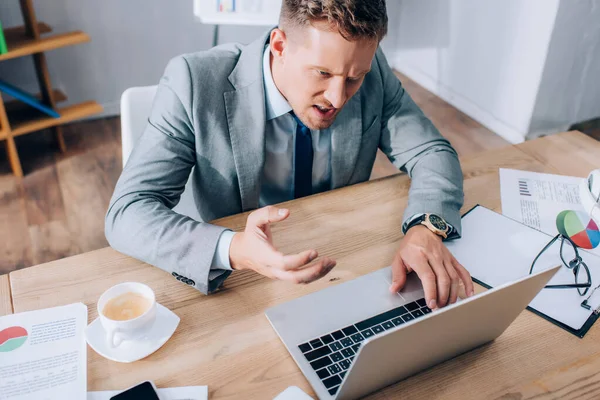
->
xmin=265 ymin=264 xmax=560 ymax=399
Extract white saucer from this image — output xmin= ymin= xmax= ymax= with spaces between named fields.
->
xmin=85 ymin=303 xmax=180 ymax=363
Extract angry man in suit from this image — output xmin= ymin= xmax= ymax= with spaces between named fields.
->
xmin=106 ymin=0 xmax=474 ymax=309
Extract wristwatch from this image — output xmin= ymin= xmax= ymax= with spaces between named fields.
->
xmin=404 ymin=213 xmax=452 ymax=239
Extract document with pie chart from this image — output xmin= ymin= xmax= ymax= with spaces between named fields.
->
xmin=500 ymin=168 xmax=600 ymax=257
xmin=447 ymin=206 xmax=600 ymax=337
xmin=0 ymin=303 xmax=87 ymax=399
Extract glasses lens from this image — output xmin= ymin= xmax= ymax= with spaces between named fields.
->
xmin=576 ymin=262 xmax=591 ymax=296
xmin=560 ymin=237 xmax=578 ymax=268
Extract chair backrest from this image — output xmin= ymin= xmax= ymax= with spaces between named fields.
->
xmin=119 ymin=85 xmax=202 ymax=221
xmin=120 ymin=85 xmax=158 ymax=167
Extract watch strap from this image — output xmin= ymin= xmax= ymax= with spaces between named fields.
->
xmin=402 ymin=214 xmax=427 ymax=234
xmin=403 ymin=213 xmax=457 ymax=241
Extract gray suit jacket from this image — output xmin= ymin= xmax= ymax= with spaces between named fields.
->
xmin=105 ymin=30 xmax=464 ymax=295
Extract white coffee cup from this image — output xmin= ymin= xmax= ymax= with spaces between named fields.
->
xmin=97 ymin=282 xmax=157 ymax=348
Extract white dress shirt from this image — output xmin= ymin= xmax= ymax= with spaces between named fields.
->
xmin=209 ymin=45 xmax=333 ymax=272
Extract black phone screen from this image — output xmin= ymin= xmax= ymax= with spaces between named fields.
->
xmin=110 ymin=381 xmax=160 ymax=400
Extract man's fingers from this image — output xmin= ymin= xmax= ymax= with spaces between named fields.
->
xmin=276 ymin=258 xmax=337 ymax=284
xmin=247 ymin=206 xmax=289 ymax=228
xmin=264 ymin=223 xmax=273 ymax=242
xmin=445 ymin=260 xmax=460 ymax=304
xmin=281 ymin=250 xmax=319 ymax=270
xmin=390 ymin=253 xmax=408 ymax=293
xmin=411 ymin=258 xmax=438 ymax=310
xmin=453 ymin=257 xmax=474 ymax=297
xmin=262 ymin=248 xmax=318 ymax=271
xmin=429 ymin=254 xmax=451 ymax=308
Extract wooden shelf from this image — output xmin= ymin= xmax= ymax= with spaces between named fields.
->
xmin=4 ymin=22 xmax=52 ymax=39
xmin=3 ymin=89 xmax=67 ymax=114
xmin=0 ymin=30 xmax=90 ymax=62
xmin=0 ymin=2 xmax=103 ymax=177
xmin=2 ymin=101 xmax=103 ymax=138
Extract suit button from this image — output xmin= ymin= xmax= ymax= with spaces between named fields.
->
xmin=171 ymin=272 xmax=178 ymax=277
xmin=188 ymin=279 xmax=195 ymax=286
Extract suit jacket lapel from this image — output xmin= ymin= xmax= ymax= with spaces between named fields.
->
xmin=224 ymin=31 xmax=271 ymax=211
xmin=224 ymin=29 xmax=364 ymax=205
xmin=331 ymin=94 xmax=363 ymax=189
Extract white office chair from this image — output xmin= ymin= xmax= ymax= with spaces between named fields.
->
xmin=120 ymin=86 xmax=201 ymax=220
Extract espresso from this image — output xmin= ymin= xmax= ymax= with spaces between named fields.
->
xmin=102 ymin=292 xmax=151 ymax=321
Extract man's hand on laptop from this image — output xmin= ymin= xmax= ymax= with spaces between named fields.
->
xmin=229 ymin=206 xmax=337 ymax=284
xmin=390 ymin=226 xmax=474 ymax=309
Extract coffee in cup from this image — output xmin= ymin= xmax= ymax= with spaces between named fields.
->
xmin=102 ymin=292 xmax=152 ymax=321
xmin=97 ymin=282 xmax=157 ymax=348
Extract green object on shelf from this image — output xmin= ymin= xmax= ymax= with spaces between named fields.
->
xmin=0 ymin=20 xmax=8 ymax=55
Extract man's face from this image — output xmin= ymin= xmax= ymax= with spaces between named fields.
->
xmin=270 ymin=22 xmax=379 ymax=130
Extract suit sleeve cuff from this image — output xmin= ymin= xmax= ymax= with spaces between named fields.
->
xmin=211 ymin=230 xmax=236 ymax=271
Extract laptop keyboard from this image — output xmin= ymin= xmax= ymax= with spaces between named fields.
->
xmin=297 ymin=298 xmax=430 ymax=396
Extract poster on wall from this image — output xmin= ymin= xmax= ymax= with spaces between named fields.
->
xmin=195 ymin=0 xmax=282 ymax=25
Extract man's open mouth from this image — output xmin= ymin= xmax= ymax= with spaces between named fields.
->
xmin=313 ymin=105 xmax=336 ymax=118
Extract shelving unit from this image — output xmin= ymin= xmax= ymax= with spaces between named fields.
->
xmin=0 ymin=0 xmax=103 ymax=177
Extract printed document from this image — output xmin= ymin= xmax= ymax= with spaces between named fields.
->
xmin=447 ymin=206 xmax=600 ymax=331
xmin=0 ymin=303 xmax=88 ymax=400
xmin=499 ymin=168 xmax=600 ymax=256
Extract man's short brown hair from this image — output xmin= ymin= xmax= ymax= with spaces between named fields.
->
xmin=280 ymin=0 xmax=388 ymax=42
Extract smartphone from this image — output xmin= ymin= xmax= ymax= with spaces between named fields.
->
xmin=110 ymin=381 xmax=161 ymax=400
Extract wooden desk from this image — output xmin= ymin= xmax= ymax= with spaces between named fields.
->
xmin=0 ymin=274 xmax=12 ymax=316
xmin=5 ymin=131 xmax=600 ymax=399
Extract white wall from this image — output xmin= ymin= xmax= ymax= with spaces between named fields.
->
xmin=0 ymin=0 xmax=268 ymax=116
xmin=0 ymin=0 xmax=402 ymax=118
xmin=388 ymin=0 xmax=561 ymax=143
xmin=529 ymin=0 xmax=600 ymax=137
xmin=5 ymin=0 xmax=594 ymax=141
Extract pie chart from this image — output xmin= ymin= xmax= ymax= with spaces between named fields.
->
xmin=0 ymin=326 xmax=28 ymax=352
xmin=556 ymin=210 xmax=600 ymax=249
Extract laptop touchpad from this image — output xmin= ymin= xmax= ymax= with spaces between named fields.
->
xmin=266 ymin=266 xmax=425 ymax=345
xmin=382 ymin=267 xmax=427 ymax=303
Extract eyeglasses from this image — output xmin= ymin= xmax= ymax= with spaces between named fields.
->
xmin=529 ymin=234 xmax=592 ymax=296
xmin=581 ymin=283 xmax=600 ymax=311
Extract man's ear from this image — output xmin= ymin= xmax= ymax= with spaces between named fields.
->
xmin=270 ymin=28 xmax=288 ymax=59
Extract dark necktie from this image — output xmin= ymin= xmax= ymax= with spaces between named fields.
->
xmin=291 ymin=112 xmax=313 ymax=199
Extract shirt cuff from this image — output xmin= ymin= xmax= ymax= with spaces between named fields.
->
xmin=211 ymin=230 xmax=236 ymax=271
xmin=445 ymin=223 xmax=459 ymax=240
xmin=402 ymin=213 xmax=424 ymax=233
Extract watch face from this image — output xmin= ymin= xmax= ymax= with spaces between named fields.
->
xmin=429 ymin=214 xmax=447 ymax=231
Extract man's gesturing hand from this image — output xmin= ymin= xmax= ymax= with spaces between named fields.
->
xmin=390 ymin=225 xmax=474 ymax=309
xmin=229 ymin=206 xmax=336 ymax=283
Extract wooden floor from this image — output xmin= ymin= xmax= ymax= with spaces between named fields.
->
xmin=0 ymin=71 xmax=510 ymax=274
xmin=370 ymin=71 xmax=509 ymax=179
xmin=0 ymin=118 xmax=122 ymax=274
